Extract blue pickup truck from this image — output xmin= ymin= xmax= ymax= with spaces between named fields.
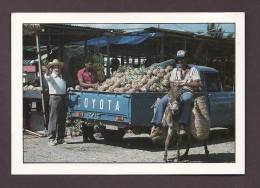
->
xmin=68 ymin=65 xmax=235 ymax=141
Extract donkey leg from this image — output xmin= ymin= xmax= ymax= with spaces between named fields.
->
xmin=204 ymin=140 xmax=209 ymax=156
xmin=179 ymin=133 xmax=191 ymax=161
xmin=164 ymin=127 xmax=173 ymax=162
xmin=176 ymin=130 xmax=183 ymax=162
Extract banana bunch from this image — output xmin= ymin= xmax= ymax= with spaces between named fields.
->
xmin=92 ymin=53 xmax=105 ymax=82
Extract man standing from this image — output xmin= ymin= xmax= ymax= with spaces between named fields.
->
xmin=44 ymin=59 xmax=67 ymax=146
xmin=77 ymin=59 xmax=98 ymax=142
xmin=151 ymin=50 xmax=202 ymax=133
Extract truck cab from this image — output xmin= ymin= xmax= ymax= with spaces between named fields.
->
xmin=197 ymin=66 xmax=235 ymax=128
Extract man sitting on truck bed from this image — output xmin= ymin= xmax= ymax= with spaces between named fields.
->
xmin=77 ymin=58 xmax=98 ymax=142
xmin=151 ymin=50 xmax=202 ymax=134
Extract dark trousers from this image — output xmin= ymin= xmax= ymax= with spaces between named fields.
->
xmin=82 ymin=125 xmax=95 ymax=142
xmin=48 ymin=95 xmax=67 ymax=140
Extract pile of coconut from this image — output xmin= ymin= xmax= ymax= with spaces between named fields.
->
xmin=77 ymin=64 xmax=174 ymax=93
xmin=23 ymin=85 xmax=42 ymax=91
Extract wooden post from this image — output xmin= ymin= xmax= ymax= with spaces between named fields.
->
xmin=59 ymin=30 xmax=65 ymax=61
xmin=35 ymin=33 xmax=47 ymax=127
xmin=205 ymin=47 xmax=208 ymax=66
xmin=46 ymin=31 xmax=51 ymax=62
xmin=59 ymin=43 xmax=64 ymax=61
xmin=84 ymin=40 xmax=88 ymax=57
xmin=184 ymin=39 xmax=187 ymax=51
xmin=160 ymin=33 xmax=165 ymax=62
xmin=120 ymin=56 xmax=124 ymax=66
xmin=106 ymin=43 xmax=110 ymax=76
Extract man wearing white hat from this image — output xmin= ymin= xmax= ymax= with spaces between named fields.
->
xmin=151 ymin=50 xmax=202 ymax=134
xmin=44 ymin=59 xmax=67 ymax=146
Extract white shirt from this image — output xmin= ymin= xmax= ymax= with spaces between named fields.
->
xmin=44 ymin=72 xmax=66 ymax=95
xmin=170 ymin=66 xmax=201 ymax=83
xmin=170 ymin=67 xmax=201 ymax=91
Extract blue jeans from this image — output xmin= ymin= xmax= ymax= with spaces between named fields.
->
xmin=151 ymin=92 xmax=194 ymax=127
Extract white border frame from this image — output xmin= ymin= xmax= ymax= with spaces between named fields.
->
xmin=11 ymin=12 xmax=245 ymax=175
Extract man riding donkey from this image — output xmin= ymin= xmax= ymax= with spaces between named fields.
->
xmin=151 ymin=50 xmax=209 ymax=161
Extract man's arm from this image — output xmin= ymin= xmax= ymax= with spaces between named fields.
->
xmin=44 ymin=67 xmax=52 ymax=81
xmin=78 ymin=79 xmax=98 ymax=88
xmin=77 ymin=69 xmax=98 ymax=88
xmin=185 ymin=67 xmax=202 ymax=88
xmin=185 ymin=80 xmax=202 ymax=87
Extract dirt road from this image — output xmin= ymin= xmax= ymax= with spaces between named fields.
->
xmin=23 ymin=128 xmax=235 ymax=163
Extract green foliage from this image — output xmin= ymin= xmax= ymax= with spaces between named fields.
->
xmin=92 ymin=53 xmax=106 ymax=82
xmin=65 ymin=116 xmax=83 ymax=137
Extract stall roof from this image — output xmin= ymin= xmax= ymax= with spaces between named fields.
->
xmin=145 ymin=27 xmax=234 ymax=43
xmin=70 ymin=31 xmax=162 ymax=47
xmin=69 ymin=27 xmax=234 ymax=48
xmin=23 ymin=24 xmax=124 ymax=46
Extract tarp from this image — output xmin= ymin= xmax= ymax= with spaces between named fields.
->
xmin=70 ymin=32 xmax=161 ymax=47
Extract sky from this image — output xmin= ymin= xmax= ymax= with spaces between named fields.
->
xmin=72 ymin=23 xmax=235 ymax=36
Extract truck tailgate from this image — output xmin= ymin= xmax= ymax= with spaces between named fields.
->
xmin=68 ymin=91 xmax=166 ymax=126
xmin=69 ymin=91 xmax=131 ymax=124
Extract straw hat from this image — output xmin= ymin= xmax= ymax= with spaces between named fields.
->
xmin=47 ymin=59 xmax=64 ymax=68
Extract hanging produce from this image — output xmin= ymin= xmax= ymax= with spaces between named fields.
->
xmin=92 ymin=53 xmax=106 ymax=82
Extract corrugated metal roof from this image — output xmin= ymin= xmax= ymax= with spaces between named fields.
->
xmin=23 ymin=24 xmax=124 ymax=46
xmin=145 ymin=27 xmax=234 ymax=42
xmin=23 ymin=24 xmax=123 ymax=36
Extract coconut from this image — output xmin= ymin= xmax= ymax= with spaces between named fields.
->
xmin=87 ymin=88 xmax=95 ymax=91
xmin=75 ymin=85 xmax=81 ymax=90
xmin=140 ymin=76 xmax=148 ymax=84
xmin=161 ymin=79 xmax=170 ymax=87
xmin=152 ymin=68 xmax=160 ymax=75
xmin=97 ymin=86 xmax=105 ymax=91
xmin=157 ymin=72 xmax=164 ymax=78
xmin=159 ymin=68 xmax=166 ymax=74
xmin=127 ymin=88 xmax=136 ymax=93
xmin=140 ymin=85 xmax=148 ymax=92
xmin=166 ymin=65 xmax=173 ymax=72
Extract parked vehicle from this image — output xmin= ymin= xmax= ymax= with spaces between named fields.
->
xmin=68 ymin=65 xmax=235 ymax=141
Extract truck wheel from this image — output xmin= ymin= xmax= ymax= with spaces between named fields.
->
xmin=101 ymin=128 xmax=125 ymax=142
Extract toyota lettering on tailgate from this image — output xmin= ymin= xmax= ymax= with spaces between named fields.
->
xmin=83 ymin=97 xmax=120 ymax=111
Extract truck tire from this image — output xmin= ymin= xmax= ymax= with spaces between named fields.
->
xmin=101 ymin=128 xmax=125 ymax=142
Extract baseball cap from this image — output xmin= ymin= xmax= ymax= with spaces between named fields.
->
xmin=176 ymin=50 xmax=187 ymax=61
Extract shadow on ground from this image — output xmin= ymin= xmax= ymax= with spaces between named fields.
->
xmin=167 ymin=152 xmax=235 ymax=163
xmin=66 ymin=128 xmax=234 ymax=152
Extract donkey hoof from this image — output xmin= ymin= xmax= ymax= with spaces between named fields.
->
xmin=163 ymin=156 xmax=168 ymax=163
xmin=179 ymin=154 xmax=188 ymax=161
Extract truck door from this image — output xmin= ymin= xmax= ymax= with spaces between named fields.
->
xmin=203 ymin=72 xmax=235 ymax=127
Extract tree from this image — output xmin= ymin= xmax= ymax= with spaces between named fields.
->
xmin=207 ymin=24 xmax=224 ymax=39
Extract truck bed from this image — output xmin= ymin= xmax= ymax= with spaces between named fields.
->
xmin=68 ymin=90 xmax=166 ymax=127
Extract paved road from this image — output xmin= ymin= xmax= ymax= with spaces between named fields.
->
xmin=23 ymin=128 xmax=235 ymax=163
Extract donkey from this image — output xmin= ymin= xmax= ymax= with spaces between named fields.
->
xmin=164 ymin=93 xmax=210 ymax=162
xmin=151 ymin=93 xmax=210 ymax=162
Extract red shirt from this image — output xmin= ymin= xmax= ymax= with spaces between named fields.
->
xmin=77 ymin=68 xmax=97 ymax=88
